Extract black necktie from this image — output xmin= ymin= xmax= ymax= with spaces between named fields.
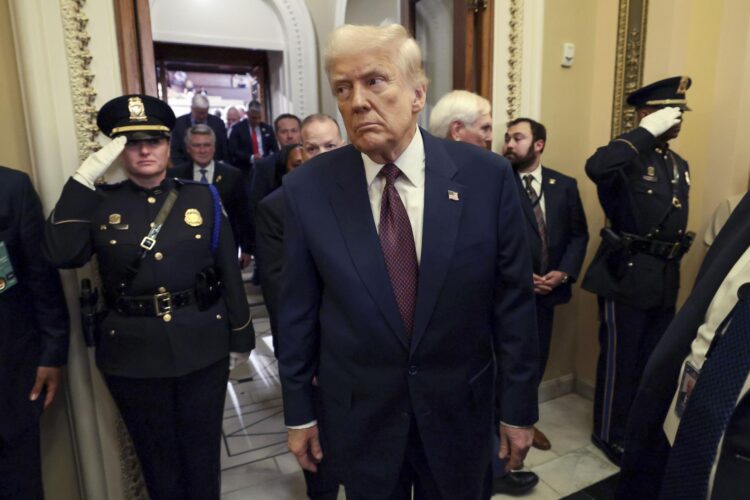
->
xmin=523 ymin=174 xmax=549 ymax=272
xmin=659 ymin=292 xmax=750 ymax=499
xmin=378 ymin=163 xmax=418 ymax=337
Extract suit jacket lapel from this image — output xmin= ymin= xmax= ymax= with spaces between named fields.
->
xmin=329 ymin=147 xmax=409 ymax=349
xmin=410 ymin=131 xmax=464 ymax=353
xmin=540 ymin=167 xmax=556 ymax=239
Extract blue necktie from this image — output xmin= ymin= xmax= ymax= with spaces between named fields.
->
xmin=659 ymin=292 xmax=750 ymax=499
xmin=199 ymin=168 xmax=208 ymax=183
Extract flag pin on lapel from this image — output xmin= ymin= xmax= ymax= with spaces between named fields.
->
xmin=448 ymin=190 xmax=460 ymax=201
xmin=548 ymin=178 xmax=556 ymax=185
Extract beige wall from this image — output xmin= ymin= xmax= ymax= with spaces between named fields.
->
xmin=539 ymin=0 xmax=750 ymax=389
xmin=1 ymin=1 xmax=81 ymax=498
xmin=0 ymin=0 xmax=31 ymax=175
xmin=537 ymin=0 xmax=617 ymax=386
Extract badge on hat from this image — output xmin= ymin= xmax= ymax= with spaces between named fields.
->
xmin=184 ymin=209 xmax=203 ymax=227
xmin=128 ymin=97 xmax=148 ymax=122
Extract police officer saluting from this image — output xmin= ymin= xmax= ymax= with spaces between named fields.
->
xmin=44 ymin=95 xmax=254 ymax=500
xmin=582 ymin=76 xmax=694 ymax=465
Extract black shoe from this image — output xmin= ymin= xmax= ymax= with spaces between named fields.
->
xmin=493 ymin=471 xmax=539 ymax=495
xmin=591 ymin=433 xmax=624 ymax=467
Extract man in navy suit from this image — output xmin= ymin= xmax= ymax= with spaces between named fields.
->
xmin=168 ymin=124 xmax=252 ymax=268
xmin=279 ymin=24 xmax=539 ymax=499
xmin=170 ymin=94 xmax=228 ymax=166
xmin=0 ymin=166 xmax=69 ymax=498
xmin=502 ymin=118 xmax=589 ymax=450
xmin=228 ymin=100 xmax=278 ymax=174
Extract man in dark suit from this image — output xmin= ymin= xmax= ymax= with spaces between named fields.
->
xmin=0 ymin=166 xmax=69 ymax=498
xmin=247 ymin=114 xmax=302 ymax=253
xmin=169 ymin=123 xmax=253 ymax=268
xmin=279 ymin=24 xmax=539 ymax=499
xmin=618 ymin=193 xmax=750 ymax=499
xmin=170 ymin=94 xmax=228 ymax=166
xmin=228 ymin=100 xmax=278 ymax=174
xmin=503 ymin=118 xmax=589 ymax=450
xmin=582 ymin=76 xmax=694 ymax=464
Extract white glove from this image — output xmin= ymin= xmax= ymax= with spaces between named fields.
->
xmin=73 ymin=136 xmax=127 ymax=190
xmin=229 ymin=352 xmax=250 ymax=371
xmin=639 ymin=106 xmax=682 ymax=138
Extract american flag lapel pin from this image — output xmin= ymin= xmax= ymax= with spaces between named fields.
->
xmin=448 ymin=190 xmax=459 ymax=201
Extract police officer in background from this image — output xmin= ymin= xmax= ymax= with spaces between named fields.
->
xmin=582 ymin=76 xmax=694 ymax=465
xmin=44 ymin=94 xmax=254 ymax=500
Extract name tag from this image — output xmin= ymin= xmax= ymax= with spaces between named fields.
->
xmin=675 ymin=361 xmax=700 ymax=418
xmin=0 ymin=241 xmax=18 ymax=294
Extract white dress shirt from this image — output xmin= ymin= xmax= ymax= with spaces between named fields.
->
xmin=362 ymin=127 xmax=425 ymax=264
xmin=516 ymin=164 xmax=546 ymax=221
xmin=192 ymin=161 xmax=215 ymax=183
xmin=663 ymin=245 xmax=750 ymax=495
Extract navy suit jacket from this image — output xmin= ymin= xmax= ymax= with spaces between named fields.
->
xmin=515 ymin=166 xmax=589 ymax=307
xmin=0 ymin=166 xmax=68 ymax=442
xmin=278 ymin=130 xmax=539 ymax=498
xmin=168 ymin=161 xmax=252 ymax=252
xmin=228 ymin=120 xmax=278 ymax=172
xmin=618 ymin=193 xmax=750 ymax=499
xmin=170 ymin=113 xmax=229 ymax=166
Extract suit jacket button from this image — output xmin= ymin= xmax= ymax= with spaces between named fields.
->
xmin=408 ymin=365 xmax=418 ymax=376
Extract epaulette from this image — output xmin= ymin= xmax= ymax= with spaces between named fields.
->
xmin=96 ymin=180 xmax=128 ymax=191
xmin=173 ymin=177 xmax=211 ymax=188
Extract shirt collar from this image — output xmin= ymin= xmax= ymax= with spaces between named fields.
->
xmin=193 ymin=160 xmax=215 ymax=172
xmin=518 ymin=162 xmax=543 ymax=185
xmin=363 ymin=127 xmax=425 ymax=188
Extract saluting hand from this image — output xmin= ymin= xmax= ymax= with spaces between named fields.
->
xmin=639 ymin=106 xmax=682 ymax=138
xmin=29 ymin=366 xmax=62 ymax=410
xmin=73 ymin=136 xmax=127 ymax=190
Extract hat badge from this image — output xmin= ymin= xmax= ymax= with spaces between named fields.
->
xmin=128 ymin=96 xmax=148 ymax=122
xmin=677 ymin=76 xmax=689 ymax=95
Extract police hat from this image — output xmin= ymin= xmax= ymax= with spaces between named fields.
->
xmin=96 ymin=94 xmax=176 ymax=140
xmin=626 ymin=76 xmax=692 ymax=110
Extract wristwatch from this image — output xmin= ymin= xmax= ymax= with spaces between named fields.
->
xmin=561 ymin=273 xmax=569 ymax=284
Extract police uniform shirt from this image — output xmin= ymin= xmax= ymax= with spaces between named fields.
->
xmin=663 ymin=245 xmax=750 ymax=493
xmin=516 ymin=164 xmax=546 ymax=221
xmin=44 ymin=176 xmax=254 ymax=378
xmin=193 ymin=160 xmax=215 ymax=183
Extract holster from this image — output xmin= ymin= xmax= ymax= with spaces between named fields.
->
xmin=79 ymin=279 xmax=105 ymax=347
xmin=195 ymin=266 xmax=222 ymax=311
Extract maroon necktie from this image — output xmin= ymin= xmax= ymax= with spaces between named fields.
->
xmin=378 ymin=163 xmax=418 ymax=337
xmin=523 ymin=174 xmax=549 ymax=272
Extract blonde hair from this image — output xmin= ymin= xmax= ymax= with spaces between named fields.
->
xmin=429 ymin=90 xmax=492 ymax=139
xmin=325 ymin=24 xmax=428 ymax=90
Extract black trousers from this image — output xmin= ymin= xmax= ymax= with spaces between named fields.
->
xmin=104 ymin=357 xmax=229 ymax=500
xmin=593 ymin=298 xmax=674 ymax=446
xmin=0 ymin=419 xmax=44 ymax=500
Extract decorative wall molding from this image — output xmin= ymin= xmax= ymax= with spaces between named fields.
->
xmin=267 ymin=0 xmax=319 ymax=117
xmin=611 ymin=0 xmax=648 ymax=137
xmin=506 ymin=0 xmax=523 ymax=119
xmin=60 ymin=0 xmax=100 ymax=160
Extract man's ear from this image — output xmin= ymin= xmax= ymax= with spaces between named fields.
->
xmin=412 ymin=83 xmax=427 ymax=113
xmin=449 ymin=120 xmax=464 ymax=141
xmin=534 ymin=139 xmax=545 ymax=155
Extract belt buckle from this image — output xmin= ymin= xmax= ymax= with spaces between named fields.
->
xmin=667 ymin=242 xmax=680 ymax=259
xmin=154 ymin=292 xmax=172 ymax=316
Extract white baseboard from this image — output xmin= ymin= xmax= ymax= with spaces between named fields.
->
xmin=537 ymin=373 xmax=596 ymax=403
xmin=538 ymin=373 xmax=575 ymax=403
xmin=574 ymin=376 xmax=596 ymax=401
